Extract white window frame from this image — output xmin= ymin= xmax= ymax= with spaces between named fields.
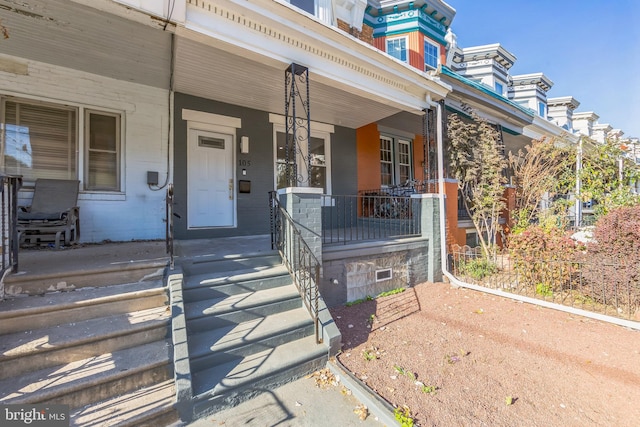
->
xmin=1 ymin=95 xmax=124 ymax=193
xmin=424 ymin=38 xmax=439 ymax=70
xmin=538 ymin=101 xmax=546 ymax=118
xmin=380 ymin=134 xmax=413 ymax=187
xmin=386 ymin=36 xmax=409 ymax=63
xmin=269 ymin=114 xmax=334 ymax=194
xmin=495 ymin=82 xmax=504 ymax=96
xmin=84 ymin=109 xmax=121 ymax=192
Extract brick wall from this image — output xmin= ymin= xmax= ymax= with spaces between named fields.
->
xmin=336 ymin=19 xmax=374 ymax=46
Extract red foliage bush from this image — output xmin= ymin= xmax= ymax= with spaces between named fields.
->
xmin=509 ymin=225 xmax=577 ymax=261
xmin=588 ymin=206 xmax=640 ymax=260
xmin=582 ymin=207 xmax=640 ymax=312
xmin=509 ymin=225 xmax=578 ymax=294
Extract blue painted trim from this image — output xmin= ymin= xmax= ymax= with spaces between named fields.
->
xmin=440 ymin=66 xmax=535 ymax=118
xmin=445 ymin=105 xmax=522 ymax=135
xmin=373 ymin=26 xmax=447 ymax=46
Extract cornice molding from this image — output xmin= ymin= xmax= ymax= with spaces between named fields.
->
xmin=184 ymin=0 xmax=451 ymax=103
xmin=547 ymin=96 xmax=580 ymax=111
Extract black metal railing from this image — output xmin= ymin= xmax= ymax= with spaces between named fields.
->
xmin=322 ymin=193 xmax=421 ymax=245
xmin=450 ymin=245 xmax=640 ymax=321
xmin=165 ymin=183 xmax=175 ymax=270
xmin=1 ymin=174 xmax=21 ymax=278
xmin=269 ymin=191 xmax=322 ymax=343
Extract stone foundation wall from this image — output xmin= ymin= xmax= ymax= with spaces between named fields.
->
xmin=321 ymin=239 xmax=428 ymax=306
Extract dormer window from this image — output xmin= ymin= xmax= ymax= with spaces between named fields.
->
xmin=538 ymin=101 xmax=546 ymax=118
xmin=424 ymin=39 xmax=439 ymax=70
xmin=495 ymin=82 xmax=504 ymax=96
xmin=386 ymin=37 xmax=408 ymax=63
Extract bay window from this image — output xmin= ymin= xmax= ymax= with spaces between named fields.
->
xmin=424 ymin=39 xmax=439 ymax=70
xmin=387 ymin=37 xmax=408 ymax=63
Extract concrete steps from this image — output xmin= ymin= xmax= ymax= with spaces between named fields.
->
xmin=0 ymin=279 xmax=177 ymax=426
xmin=173 ymin=253 xmax=331 ymax=422
xmin=70 ymin=379 xmax=176 ymax=427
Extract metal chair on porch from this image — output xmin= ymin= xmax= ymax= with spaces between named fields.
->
xmin=18 ymin=179 xmax=80 ymax=249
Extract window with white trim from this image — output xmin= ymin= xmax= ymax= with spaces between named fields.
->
xmin=495 ymin=82 xmax=504 ymax=95
xmin=380 ymin=135 xmax=413 ymax=186
xmin=289 ymin=0 xmax=315 ymax=14
xmin=380 ymin=136 xmax=393 ymax=186
xmin=387 ymin=37 xmax=408 ymax=63
xmin=424 ymin=38 xmax=439 ymax=70
xmin=1 ymin=96 xmax=122 ymax=191
xmin=2 ymin=98 xmax=77 ymax=182
xmin=85 ymin=110 xmax=120 ymax=191
xmin=274 ymin=127 xmax=331 ymax=192
xmin=538 ymin=101 xmax=546 ymax=118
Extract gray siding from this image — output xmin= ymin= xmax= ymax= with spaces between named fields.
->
xmin=173 ymin=93 xmax=356 ymax=239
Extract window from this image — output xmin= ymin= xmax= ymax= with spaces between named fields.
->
xmin=380 ymin=135 xmax=413 ymax=186
xmin=380 ymin=136 xmax=393 ymax=186
xmin=274 ymin=129 xmax=331 ymax=192
xmin=1 ymin=96 xmax=122 ymax=191
xmin=386 ymin=37 xmax=408 ymax=63
xmin=289 ymin=0 xmax=314 ymax=14
xmin=495 ymin=82 xmax=504 ymax=95
xmin=424 ymin=39 xmax=439 ymax=70
xmin=538 ymin=101 xmax=546 ymax=118
xmin=3 ymin=98 xmax=77 ymax=182
xmin=85 ymin=110 xmax=120 ymax=191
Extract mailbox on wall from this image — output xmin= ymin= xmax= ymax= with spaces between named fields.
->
xmin=239 ymin=180 xmax=251 ymax=193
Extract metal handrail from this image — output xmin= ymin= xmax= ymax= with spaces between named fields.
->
xmin=165 ymin=183 xmax=175 ymax=270
xmin=322 ymin=193 xmax=421 ymax=245
xmin=1 ymin=174 xmax=22 ymax=279
xmin=269 ymin=191 xmax=322 ymax=344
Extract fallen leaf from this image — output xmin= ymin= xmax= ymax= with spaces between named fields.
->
xmin=354 ymin=404 xmax=369 ymax=420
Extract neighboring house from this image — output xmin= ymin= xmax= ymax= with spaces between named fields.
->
xmin=359 ymin=2 xmax=576 ymax=247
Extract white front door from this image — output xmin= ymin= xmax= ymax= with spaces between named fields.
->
xmin=187 ymin=128 xmax=235 ymax=228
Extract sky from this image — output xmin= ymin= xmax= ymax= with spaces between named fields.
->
xmin=447 ymin=0 xmax=640 ymax=138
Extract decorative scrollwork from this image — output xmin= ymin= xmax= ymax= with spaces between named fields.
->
xmin=284 ymin=63 xmax=311 ymax=187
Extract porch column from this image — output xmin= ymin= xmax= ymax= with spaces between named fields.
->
xmin=277 ymin=187 xmax=323 ymax=267
xmin=412 ymin=193 xmax=443 ymax=282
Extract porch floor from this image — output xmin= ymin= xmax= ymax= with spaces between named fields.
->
xmin=10 ymin=235 xmax=274 ymax=281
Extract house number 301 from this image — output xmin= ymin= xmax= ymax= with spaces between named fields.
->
xmin=239 ymin=159 xmax=251 ymax=167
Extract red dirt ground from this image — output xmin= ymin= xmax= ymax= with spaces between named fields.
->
xmin=330 ymin=282 xmax=640 ymax=427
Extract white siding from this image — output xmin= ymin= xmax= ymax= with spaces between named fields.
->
xmin=1 ymin=54 xmax=170 ymax=242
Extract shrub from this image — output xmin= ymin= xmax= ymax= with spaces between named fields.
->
xmin=509 ymin=224 xmax=577 ymax=293
xmin=458 ymin=257 xmax=497 ymax=280
xmin=582 ymin=206 xmax=640 ymax=314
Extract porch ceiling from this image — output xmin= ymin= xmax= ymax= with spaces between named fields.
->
xmin=172 ymin=36 xmax=408 ymax=129
xmin=0 ymin=0 xmax=422 ymax=129
xmin=0 ymin=0 xmax=171 ymax=88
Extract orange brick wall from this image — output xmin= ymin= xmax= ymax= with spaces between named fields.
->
xmin=373 ymin=31 xmax=446 ymax=73
xmin=356 ymin=124 xmax=382 ymax=192
xmin=444 ymin=181 xmax=466 ymax=248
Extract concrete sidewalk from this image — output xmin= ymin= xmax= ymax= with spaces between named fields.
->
xmin=187 ymin=362 xmax=394 ymax=427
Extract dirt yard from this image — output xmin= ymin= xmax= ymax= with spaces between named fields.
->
xmin=329 ymin=282 xmax=640 ymax=427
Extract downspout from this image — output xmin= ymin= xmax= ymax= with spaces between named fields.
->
xmin=425 ymin=95 xmax=451 ymax=282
